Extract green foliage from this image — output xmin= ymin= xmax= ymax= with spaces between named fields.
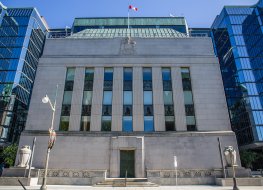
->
xmin=1 ymin=144 xmax=18 ymax=167
xmin=240 ymin=150 xmax=258 ymax=169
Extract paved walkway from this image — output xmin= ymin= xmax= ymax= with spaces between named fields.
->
xmin=0 ymin=186 xmax=262 ymax=190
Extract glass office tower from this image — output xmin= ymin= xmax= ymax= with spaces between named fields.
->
xmin=211 ymin=0 xmax=263 ymax=148
xmin=0 ymin=3 xmax=48 ymax=145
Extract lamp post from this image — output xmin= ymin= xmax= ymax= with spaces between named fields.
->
xmin=40 ymin=85 xmax=58 ymax=190
xmin=224 ymin=146 xmax=239 ymax=190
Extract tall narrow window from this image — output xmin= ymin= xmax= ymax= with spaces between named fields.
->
xmin=102 ymin=68 xmax=113 ymax=131
xmin=181 ymin=68 xmax=196 ymax=131
xmin=60 ymin=68 xmax=75 ymax=131
xmin=143 ymin=68 xmax=154 ymax=131
xmin=162 ymin=68 xmax=175 ymax=131
xmin=80 ymin=68 xmax=94 ymax=131
xmin=123 ymin=68 xmax=133 ymax=132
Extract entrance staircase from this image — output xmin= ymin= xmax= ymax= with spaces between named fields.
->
xmin=94 ymin=178 xmax=158 ymax=187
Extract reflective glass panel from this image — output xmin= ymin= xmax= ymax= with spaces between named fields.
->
xmin=103 ymin=91 xmax=112 ymax=105
xmin=63 ymin=91 xmax=72 ymax=105
xmin=162 ymin=68 xmax=171 ymax=81
xmin=66 ymin=68 xmax=75 ymax=81
xmin=85 ymin=68 xmax=94 ymax=81
xmin=165 ymin=116 xmax=175 ymax=131
xmin=102 ymin=105 xmax=112 ymax=116
xmin=104 ymin=68 xmax=113 ymax=81
xmin=143 ymin=68 xmax=152 ymax=81
xmin=186 ymin=116 xmax=196 ymax=125
xmin=123 ymin=105 xmax=132 ymax=116
xmin=163 ymin=91 xmax=173 ymax=105
xmin=60 ymin=116 xmax=69 ymax=131
xmin=144 ymin=105 xmax=153 ymax=116
xmin=83 ymin=91 xmax=92 ymax=105
xmin=124 ymin=68 xmax=132 ymax=81
xmin=80 ymin=116 xmax=91 ymax=131
xmin=144 ymin=116 xmax=154 ymax=131
xmin=123 ymin=116 xmax=133 ymax=132
xmin=144 ymin=91 xmax=153 ymax=105
xmin=184 ymin=91 xmax=193 ymax=104
xmin=102 ymin=116 xmax=111 ymax=131
xmin=124 ymin=91 xmax=132 ymax=105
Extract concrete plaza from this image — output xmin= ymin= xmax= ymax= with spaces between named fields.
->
xmin=0 ymin=186 xmax=262 ymax=190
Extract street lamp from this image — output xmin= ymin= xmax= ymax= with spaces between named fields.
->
xmin=40 ymin=85 xmax=58 ymax=190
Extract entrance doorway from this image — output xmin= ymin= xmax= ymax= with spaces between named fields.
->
xmin=120 ymin=150 xmax=135 ymax=178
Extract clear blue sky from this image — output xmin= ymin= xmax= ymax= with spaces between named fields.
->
xmin=1 ymin=0 xmax=258 ymax=28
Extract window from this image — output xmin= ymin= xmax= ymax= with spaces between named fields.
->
xmin=181 ymin=68 xmax=196 ymax=131
xmin=162 ymin=68 xmax=175 ymax=131
xmin=143 ymin=68 xmax=154 ymax=131
xmin=80 ymin=68 xmax=94 ymax=131
xmin=163 ymin=91 xmax=173 ymax=105
xmin=81 ymin=116 xmax=90 ymax=131
xmin=83 ymin=91 xmax=92 ymax=105
xmin=60 ymin=68 xmax=75 ymax=131
xmin=123 ymin=116 xmax=133 ymax=132
xmin=124 ymin=91 xmax=132 ymax=105
xmin=60 ymin=116 xmax=70 ymax=131
xmin=62 ymin=91 xmax=73 ymax=105
xmin=102 ymin=116 xmax=111 ymax=131
xmin=165 ymin=116 xmax=175 ymax=131
xmin=123 ymin=68 xmax=133 ymax=131
xmin=144 ymin=116 xmax=154 ymax=131
xmin=143 ymin=91 xmax=153 ymax=105
xmin=102 ymin=68 xmax=113 ymax=131
xmin=103 ymin=91 xmax=112 ymax=105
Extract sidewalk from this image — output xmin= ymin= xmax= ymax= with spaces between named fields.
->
xmin=0 ymin=186 xmax=262 ymax=190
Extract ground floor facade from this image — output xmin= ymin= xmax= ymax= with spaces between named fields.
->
xmin=16 ymin=130 xmax=246 ymax=185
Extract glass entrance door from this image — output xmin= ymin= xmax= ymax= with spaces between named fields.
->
xmin=120 ymin=150 xmax=135 ymax=178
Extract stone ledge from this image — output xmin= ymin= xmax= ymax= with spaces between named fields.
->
xmin=0 ymin=177 xmax=38 ymax=186
xmin=21 ymin=130 xmax=235 ymax=137
xmin=216 ymin=177 xmax=263 ymax=186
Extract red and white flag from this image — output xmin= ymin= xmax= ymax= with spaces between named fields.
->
xmin=129 ymin=5 xmax=138 ymax=11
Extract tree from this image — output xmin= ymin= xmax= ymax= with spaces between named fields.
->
xmin=0 ymin=144 xmax=18 ymax=167
xmin=240 ymin=150 xmax=258 ymax=169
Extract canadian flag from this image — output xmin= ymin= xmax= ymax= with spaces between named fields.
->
xmin=129 ymin=5 xmax=138 ymax=11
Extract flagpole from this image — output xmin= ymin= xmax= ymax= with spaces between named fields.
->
xmin=128 ymin=7 xmax=130 ymax=38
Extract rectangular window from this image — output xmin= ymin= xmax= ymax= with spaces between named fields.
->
xmin=162 ymin=68 xmax=175 ymax=131
xmin=123 ymin=91 xmax=132 ymax=105
xmin=123 ymin=116 xmax=133 ymax=132
xmin=60 ymin=116 xmax=70 ymax=131
xmin=80 ymin=68 xmax=94 ymax=131
xmin=81 ymin=116 xmax=91 ymax=131
xmin=143 ymin=68 xmax=154 ymax=131
xmin=102 ymin=68 xmax=113 ymax=131
xmin=181 ymin=68 xmax=196 ymax=131
xmin=123 ymin=68 xmax=133 ymax=132
xmin=102 ymin=116 xmax=111 ymax=131
xmin=60 ymin=68 xmax=75 ymax=131
xmin=143 ymin=68 xmax=152 ymax=91
xmin=103 ymin=91 xmax=113 ymax=105
xmin=165 ymin=116 xmax=175 ymax=131
xmin=144 ymin=116 xmax=154 ymax=132
xmin=143 ymin=91 xmax=153 ymax=105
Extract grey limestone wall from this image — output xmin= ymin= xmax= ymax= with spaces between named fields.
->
xmin=18 ymin=131 xmax=239 ymax=171
xmin=26 ymin=37 xmax=230 ymax=132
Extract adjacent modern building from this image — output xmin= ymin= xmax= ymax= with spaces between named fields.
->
xmin=17 ymin=17 xmax=246 ymax=185
xmin=0 ymin=3 xmax=48 ymax=146
xmin=211 ymin=0 xmax=263 ymax=149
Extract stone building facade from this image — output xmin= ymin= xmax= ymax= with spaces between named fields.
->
xmin=18 ymin=28 xmax=241 ymax=185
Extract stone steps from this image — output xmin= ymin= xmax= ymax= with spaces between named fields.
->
xmin=95 ymin=178 xmax=158 ymax=187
